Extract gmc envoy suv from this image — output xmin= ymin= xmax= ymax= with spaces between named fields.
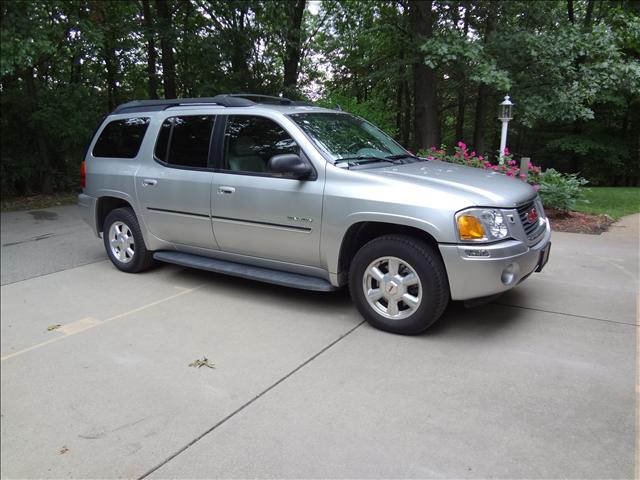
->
xmin=78 ymin=94 xmax=551 ymax=334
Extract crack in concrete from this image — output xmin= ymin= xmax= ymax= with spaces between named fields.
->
xmin=496 ymin=302 xmax=638 ymax=327
xmin=138 ymin=320 xmax=366 ymax=480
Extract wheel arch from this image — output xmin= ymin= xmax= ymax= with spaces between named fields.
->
xmin=335 ymin=220 xmax=442 ymax=283
xmin=96 ymin=194 xmax=138 ymax=233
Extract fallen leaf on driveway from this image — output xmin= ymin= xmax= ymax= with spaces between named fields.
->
xmin=59 ymin=446 xmax=69 ymax=454
xmin=188 ymin=357 xmax=215 ymax=369
xmin=47 ymin=324 xmax=61 ymax=331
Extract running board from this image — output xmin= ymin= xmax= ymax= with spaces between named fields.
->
xmin=153 ymin=251 xmax=337 ymax=292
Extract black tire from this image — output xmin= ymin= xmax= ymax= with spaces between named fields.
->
xmin=103 ymin=207 xmax=155 ymax=273
xmin=349 ymin=234 xmax=449 ymax=335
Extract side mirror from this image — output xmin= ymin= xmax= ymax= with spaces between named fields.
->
xmin=268 ymin=154 xmax=312 ymax=179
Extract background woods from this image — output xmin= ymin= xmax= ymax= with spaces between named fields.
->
xmin=1 ymin=0 xmax=638 ymax=196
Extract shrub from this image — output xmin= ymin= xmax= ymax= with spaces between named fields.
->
xmin=417 ymin=142 xmax=543 ymax=186
xmin=537 ymin=168 xmax=589 ymax=212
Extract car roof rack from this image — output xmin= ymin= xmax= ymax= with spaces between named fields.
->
xmin=111 ymin=93 xmax=311 ymax=114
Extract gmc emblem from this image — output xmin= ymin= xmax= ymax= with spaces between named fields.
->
xmin=527 ymin=208 xmax=539 ymax=223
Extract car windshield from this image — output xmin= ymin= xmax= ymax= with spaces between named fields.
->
xmin=288 ymin=112 xmax=408 ymax=163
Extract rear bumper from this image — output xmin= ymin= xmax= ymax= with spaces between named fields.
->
xmin=439 ymin=219 xmax=551 ymax=301
xmin=77 ymin=193 xmax=98 ymax=236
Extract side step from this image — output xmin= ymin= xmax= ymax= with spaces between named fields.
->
xmin=153 ymin=251 xmax=337 ymax=292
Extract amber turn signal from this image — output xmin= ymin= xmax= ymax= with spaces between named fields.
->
xmin=457 ymin=215 xmax=485 ymax=240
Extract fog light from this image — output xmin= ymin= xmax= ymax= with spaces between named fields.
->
xmin=501 ymin=264 xmax=520 ymax=286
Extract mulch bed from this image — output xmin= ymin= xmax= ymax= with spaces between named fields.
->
xmin=546 ymin=208 xmax=614 ymax=235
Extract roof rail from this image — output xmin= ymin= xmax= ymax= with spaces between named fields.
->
xmin=111 ymin=93 xmax=311 ymax=115
xmin=111 ymin=95 xmax=254 ymax=114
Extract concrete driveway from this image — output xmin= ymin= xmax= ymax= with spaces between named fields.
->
xmin=1 ymin=205 xmax=637 ymax=479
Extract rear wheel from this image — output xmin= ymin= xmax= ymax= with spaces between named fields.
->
xmin=349 ymin=235 xmax=449 ymax=334
xmin=103 ymin=207 xmax=154 ymax=273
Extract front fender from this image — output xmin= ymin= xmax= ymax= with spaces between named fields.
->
xmin=321 ymin=211 xmax=444 ymax=280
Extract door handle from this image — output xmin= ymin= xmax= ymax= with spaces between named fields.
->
xmin=142 ymin=179 xmax=157 ymax=186
xmin=217 ymin=186 xmax=235 ymax=194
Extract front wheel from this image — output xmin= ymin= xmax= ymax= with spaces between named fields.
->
xmin=349 ymin=235 xmax=449 ymax=335
xmin=103 ymin=207 xmax=154 ymax=273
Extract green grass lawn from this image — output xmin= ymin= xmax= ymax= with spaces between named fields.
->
xmin=573 ymin=187 xmax=640 ymax=220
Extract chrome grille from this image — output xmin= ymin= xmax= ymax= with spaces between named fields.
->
xmin=517 ymin=199 xmax=545 ymax=243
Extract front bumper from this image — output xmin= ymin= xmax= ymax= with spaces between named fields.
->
xmin=439 ymin=219 xmax=551 ymax=301
xmin=77 ymin=193 xmax=98 ymax=236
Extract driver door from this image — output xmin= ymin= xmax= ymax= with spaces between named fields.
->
xmin=210 ymin=115 xmax=323 ymax=267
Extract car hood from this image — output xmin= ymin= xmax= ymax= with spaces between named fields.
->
xmin=365 ymin=160 xmax=537 ymax=208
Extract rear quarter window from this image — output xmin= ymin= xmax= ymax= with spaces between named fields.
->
xmin=92 ymin=117 xmax=150 ymax=158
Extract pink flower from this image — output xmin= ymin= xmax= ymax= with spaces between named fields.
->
xmin=470 ymin=151 xmax=476 ymax=157
xmin=437 ymin=150 xmax=444 ymax=154
xmin=430 ymin=146 xmax=436 ymax=152
xmin=457 ymin=141 xmax=466 ymax=149
xmin=427 ymin=155 xmax=434 ymax=160
xmin=519 ymin=174 xmax=527 ymax=179
xmin=455 ymin=152 xmax=461 ymax=158
xmin=508 ymin=160 xmax=516 ymax=166
xmin=478 ymin=155 xmax=484 ymax=161
xmin=504 ymin=147 xmax=510 ymax=155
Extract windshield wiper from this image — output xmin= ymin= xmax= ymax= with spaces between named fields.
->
xmin=335 ymin=156 xmax=399 ymax=169
xmin=385 ymin=153 xmax=423 ymax=161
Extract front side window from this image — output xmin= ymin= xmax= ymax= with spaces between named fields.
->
xmin=154 ymin=115 xmax=215 ymax=168
xmin=289 ymin=113 xmax=406 ymax=162
xmin=92 ymin=117 xmax=150 ymax=158
xmin=223 ymin=115 xmax=299 ymax=173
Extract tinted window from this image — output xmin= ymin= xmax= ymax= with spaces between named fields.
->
xmin=154 ymin=119 xmax=171 ymax=162
xmin=154 ymin=115 xmax=214 ymax=168
xmin=92 ymin=117 xmax=150 ymax=158
xmin=224 ymin=116 xmax=299 ymax=173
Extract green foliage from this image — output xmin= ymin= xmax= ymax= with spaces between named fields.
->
xmin=317 ymin=93 xmax=397 ymax=137
xmin=0 ymin=0 xmax=638 ymax=195
xmin=538 ymin=168 xmax=589 ymax=212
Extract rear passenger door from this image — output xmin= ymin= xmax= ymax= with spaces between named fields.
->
xmin=135 ymin=115 xmax=218 ymax=250
xmin=210 ymin=115 xmax=323 ymax=267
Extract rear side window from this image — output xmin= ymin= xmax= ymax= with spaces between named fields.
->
xmin=92 ymin=117 xmax=150 ymax=158
xmin=154 ymin=115 xmax=215 ymax=168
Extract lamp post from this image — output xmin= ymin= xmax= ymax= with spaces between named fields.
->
xmin=498 ymin=95 xmax=513 ymax=165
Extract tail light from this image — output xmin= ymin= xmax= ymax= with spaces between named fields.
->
xmin=80 ymin=160 xmax=86 ymax=192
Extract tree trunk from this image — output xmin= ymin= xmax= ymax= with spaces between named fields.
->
xmin=403 ymin=78 xmax=411 ymax=148
xmin=455 ymin=2 xmax=469 ymax=142
xmin=584 ymin=0 xmax=594 ymax=26
xmin=104 ymin=37 xmax=118 ymax=110
xmin=155 ymin=0 xmax=177 ymax=99
xmin=25 ymin=68 xmax=53 ymax=194
xmin=282 ymin=0 xmax=306 ymax=97
xmin=472 ymin=8 xmax=496 ymax=154
xmin=142 ymin=0 xmax=159 ymax=99
xmin=567 ymin=0 xmax=575 ymax=23
xmin=410 ymin=0 xmax=440 ymax=151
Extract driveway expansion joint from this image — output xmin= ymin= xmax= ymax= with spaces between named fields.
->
xmin=137 ymin=320 xmax=366 ymax=480
xmin=496 ymin=302 xmax=638 ymax=327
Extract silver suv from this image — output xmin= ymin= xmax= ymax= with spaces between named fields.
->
xmin=78 ymin=94 xmax=551 ymax=334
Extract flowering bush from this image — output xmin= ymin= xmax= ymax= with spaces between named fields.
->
xmin=418 ymin=142 xmax=542 ymax=187
xmin=417 ymin=141 xmax=589 ymax=211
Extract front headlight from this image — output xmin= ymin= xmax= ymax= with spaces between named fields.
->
xmin=456 ymin=208 xmax=509 ymax=242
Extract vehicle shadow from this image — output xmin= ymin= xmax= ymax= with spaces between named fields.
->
xmin=428 ymin=298 xmax=527 ymax=338
xmin=151 ymin=262 xmax=527 ymax=336
xmin=159 ymin=262 xmax=354 ymax=311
